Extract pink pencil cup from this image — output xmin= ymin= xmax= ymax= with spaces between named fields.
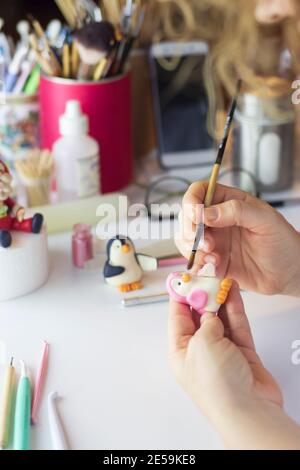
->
xmin=39 ymin=74 xmax=133 ymax=194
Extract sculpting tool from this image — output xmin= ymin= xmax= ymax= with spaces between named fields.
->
xmin=31 ymin=341 xmax=49 ymax=425
xmin=13 ymin=360 xmax=31 ymax=450
xmin=48 ymin=391 xmax=69 ymax=450
xmin=0 ymin=357 xmax=15 ymax=449
xmin=122 ymin=292 xmax=169 ymax=307
xmin=187 ymin=79 xmax=241 ymax=270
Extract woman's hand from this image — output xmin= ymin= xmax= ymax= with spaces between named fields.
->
xmin=168 ymin=285 xmax=300 ymax=449
xmin=176 ymin=182 xmax=300 ymax=296
xmin=169 ymin=282 xmax=282 ymax=417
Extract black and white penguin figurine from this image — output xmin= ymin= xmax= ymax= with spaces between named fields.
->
xmin=103 ymin=235 xmax=157 ymax=292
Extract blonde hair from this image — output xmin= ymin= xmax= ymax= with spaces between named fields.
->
xmin=141 ymin=0 xmax=300 ymax=129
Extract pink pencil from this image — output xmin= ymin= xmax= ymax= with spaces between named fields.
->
xmin=31 ymin=341 xmax=49 ymax=425
xmin=157 ymin=256 xmax=186 ymax=268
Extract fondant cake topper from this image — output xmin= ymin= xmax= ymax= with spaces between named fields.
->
xmin=166 ymin=263 xmax=232 ymax=315
xmin=103 ymin=235 xmax=158 ymax=292
xmin=0 ymin=160 xmax=44 ymax=248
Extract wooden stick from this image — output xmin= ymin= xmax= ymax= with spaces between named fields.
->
xmin=54 ymin=0 xmax=77 ymax=27
xmin=30 ymin=17 xmax=62 ymax=74
xmin=62 ymin=44 xmax=70 ymax=78
xmin=29 ymin=34 xmax=56 ymax=76
xmin=71 ymin=42 xmax=79 ymax=78
xmin=93 ymin=57 xmax=108 ymax=80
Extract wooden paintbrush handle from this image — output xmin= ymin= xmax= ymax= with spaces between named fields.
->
xmin=204 ymin=163 xmax=220 ymax=208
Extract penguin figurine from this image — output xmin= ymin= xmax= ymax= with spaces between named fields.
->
xmin=166 ymin=263 xmax=232 ymax=315
xmin=104 ymin=235 xmax=158 ymax=292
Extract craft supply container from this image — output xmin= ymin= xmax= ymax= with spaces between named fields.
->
xmin=0 ymin=93 xmax=40 ymax=172
xmin=39 ymin=73 xmax=133 ymax=194
xmin=233 ymin=92 xmax=295 ymax=192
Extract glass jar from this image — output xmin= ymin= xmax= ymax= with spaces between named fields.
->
xmin=233 ymin=91 xmax=295 ymax=192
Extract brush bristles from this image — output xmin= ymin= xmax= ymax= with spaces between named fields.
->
xmin=187 ymin=251 xmax=196 ymax=271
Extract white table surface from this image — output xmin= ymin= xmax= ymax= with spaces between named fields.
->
xmin=1 ymin=205 xmax=300 ymax=450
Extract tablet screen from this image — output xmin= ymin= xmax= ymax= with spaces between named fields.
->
xmin=151 ymin=42 xmax=215 ymax=168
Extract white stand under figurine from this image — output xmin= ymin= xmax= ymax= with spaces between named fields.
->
xmin=0 ymin=228 xmax=49 ymax=302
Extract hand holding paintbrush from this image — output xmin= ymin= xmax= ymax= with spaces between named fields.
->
xmin=187 ymin=80 xmax=242 ymax=271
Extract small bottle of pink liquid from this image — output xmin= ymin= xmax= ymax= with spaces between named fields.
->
xmin=72 ymin=224 xmax=93 ymax=268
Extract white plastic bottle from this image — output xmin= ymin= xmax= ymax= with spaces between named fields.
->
xmin=53 ymin=100 xmax=100 ymax=201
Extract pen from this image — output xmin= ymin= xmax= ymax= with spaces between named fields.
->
xmin=13 ymin=51 xmax=35 ymax=94
xmin=4 ymin=44 xmax=28 ymax=93
xmin=23 ymin=64 xmax=40 ymax=94
xmin=187 ymin=79 xmax=241 ymax=270
xmin=13 ymin=360 xmax=31 ymax=450
xmin=0 ymin=357 xmax=15 ymax=449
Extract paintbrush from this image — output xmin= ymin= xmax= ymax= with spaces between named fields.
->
xmin=73 ymin=21 xmax=116 ymax=79
xmin=28 ymin=15 xmax=61 ymax=75
xmin=62 ymin=43 xmax=70 ymax=78
xmin=187 ymin=79 xmax=242 ymax=270
xmin=71 ymin=41 xmax=79 ymax=78
xmin=116 ymin=6 xmax=145 ymax=74
xmin=54 ymin=0 xmax=78 ymax=28
xmin=28 ymin=33 xmax=56 ymax=75
xmin=100 ymin=0 xmax=123 ymax=24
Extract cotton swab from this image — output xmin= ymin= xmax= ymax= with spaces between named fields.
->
xmin=31 ymin=341 xmax=49 ymax=425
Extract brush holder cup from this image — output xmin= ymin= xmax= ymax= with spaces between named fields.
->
xmin=233 ymin=92 xmax=295 ymax=193
xmin=39 ymin=73 xmax=133 ymax=194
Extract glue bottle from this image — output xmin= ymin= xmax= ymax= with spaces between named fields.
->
xmin=53 ymin=100 xmax=100 ymax=201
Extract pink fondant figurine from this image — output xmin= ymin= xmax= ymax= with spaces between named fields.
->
xmin=0 ymin=160 xmax=44 ymax=248
xmin=166 ymin=263 xmax=232 ymax=315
